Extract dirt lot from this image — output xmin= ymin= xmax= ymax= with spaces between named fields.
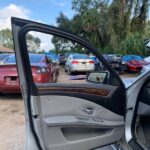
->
xmin=0 ymin=94 xmax=24 ymax=150
xmin=0 ymin=68 xmax=139 ymax=150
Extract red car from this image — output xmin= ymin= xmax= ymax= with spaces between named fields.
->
xmin=0 ymin=53 xmax=59 ymax=93
xmin=122 ymin=55 xmax=147 ymax=72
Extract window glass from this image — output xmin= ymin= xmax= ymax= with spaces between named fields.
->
xmin=25 ymin=31 xmax=112 ymax=85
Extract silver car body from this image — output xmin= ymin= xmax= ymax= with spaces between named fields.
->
xmin=65 ymin=54 xmax=95 ymax=73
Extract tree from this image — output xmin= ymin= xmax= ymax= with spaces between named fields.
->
xmin=0 ymin=29 xmax=41 ymax=52
xmin=26 ymin=34 xmax=41 ymax=52
xmin=53 ymin=0 xmax=150 ymax=55
xmin=131 ymin=0 xmax=149 ymax=32
xmin=0 ymin=29 xmax=13 ymax=49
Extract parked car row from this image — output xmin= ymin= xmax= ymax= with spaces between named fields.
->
xmin=57 ymin=53 xmax=150 ymax=74
xmin=93 ymin=54 xmax=149 ymax=73
xmin=47 ymin=52 xmax=149 ymax=74
xmin=1 ymin=52 xmax=150 ymax=94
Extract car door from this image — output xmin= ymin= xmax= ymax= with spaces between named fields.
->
xmin=11 ymin=17 xmax=126 ymax=150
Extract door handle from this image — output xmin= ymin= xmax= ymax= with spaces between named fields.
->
xmin=83 ymin=107 xmax=94 ymax=115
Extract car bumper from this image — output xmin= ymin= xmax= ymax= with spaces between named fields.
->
xmin=70 ymin=65 xmax=95 ymax=72
xmin=128 ymin=65 xmax=143 ymax=72
xmin=114 ymin=64 xmax=127 ymax=71
xmin=0 ymin=85 xmax=20 ymax=93
xmin=0 ymin=76 xmax=20 ymax=93
xmin=0 ymin=73 xmax=51 ymax=93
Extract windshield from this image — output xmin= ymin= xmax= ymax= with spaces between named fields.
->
xmin=73 ymin=54 xmax=89 ymax=59
xmin=103 ymin=55 xmax=115 ymax=60
xmin=47 ymin=54 xmax=58 ymax=61
xmin=122 ymin=55 xmax=143 ymax=61
xmin=0 ymin=54 xmax=10 ymax=62
xmin=131 ymin=56 xmax=143 ymax=61
xmin=5 ymin=54 xmax=43 ymax=64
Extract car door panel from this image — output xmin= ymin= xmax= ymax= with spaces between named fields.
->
xmin=36 ymin=83 xmax=125 ymax=116
xmin=31 ymin=94 xmax=124 ymax=150
xmin=30 ymin=83 xmax=125 ymax=150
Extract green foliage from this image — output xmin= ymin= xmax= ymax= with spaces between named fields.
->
xmin=0 ymin=29 xmax=13 ymax=49
xmin=0 ymin=29 xmax=41 ymax=52
xmin=53 ymin=0 xmax=150 ymax=55
xmin=118 ymin=33 xmax=145 ymax=55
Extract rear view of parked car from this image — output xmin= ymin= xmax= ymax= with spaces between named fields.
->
xmin=65 ymin=54 xmax=95 ymax=74
xmin=46 ymin=53 xmax=59 ymax=65
xmin=103 ymin=54 xmax=127 ymax=73
xmin=0 ymin=53 xmax=59 ymax=93
xmin=59 ymin=53 xmax=70 ymax=65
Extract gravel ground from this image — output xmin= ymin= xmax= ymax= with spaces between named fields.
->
xmin=0 ymin=94 xmax=24 ymax=150
xmin=0 ymin=68 xmax=139 ymax=150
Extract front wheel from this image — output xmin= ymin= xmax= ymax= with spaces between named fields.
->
xmin=67 ymin=67 xmax=72 ymax=75
xmin=53 ymin=72 xmax=59 ymax=83
xmin=65 ymin=65 xmax=67 ymax=72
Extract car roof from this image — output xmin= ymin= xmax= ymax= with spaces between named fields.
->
xmin=8 ymin=53 xmax=46 ymax=57
xmin=70 ymin=53 xmax=86 ymax=56
xmin=123 ymin=55 xmax=141 ymax=57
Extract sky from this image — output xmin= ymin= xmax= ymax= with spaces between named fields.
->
xmin=0 ymin=0 xmax=74 ymax=30
xmin=0 ymin=0 xmax=74 ymax=50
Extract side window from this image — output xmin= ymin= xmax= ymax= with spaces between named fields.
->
xmin=25 ymin=31 xmax=119 ymax=86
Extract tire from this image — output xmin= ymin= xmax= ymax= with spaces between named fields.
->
xmin=65 ymin=65 xmax=67 ymax=72
xmin=53 ymin=72 xmax=59 ymax=83
xmin=67 ymin=66 xmax=72 ymax=75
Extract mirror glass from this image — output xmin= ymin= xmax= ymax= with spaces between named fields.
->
xmin=87 ymin=72 xmax=107 ymax=83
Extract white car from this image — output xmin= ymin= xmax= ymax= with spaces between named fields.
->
xmin=65 ymin=54 xmax=95 ymax=74
xmin=12 ymin=17 xmax=150 ymax=150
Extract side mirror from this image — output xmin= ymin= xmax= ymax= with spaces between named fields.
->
xmin=86 ymin=72 xmax=108 ymax=84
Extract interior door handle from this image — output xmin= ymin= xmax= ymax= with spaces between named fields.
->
xmin=83 ymin=107 xmax=94 ymax=115
xmin=44 ymin=116 xmax=124 ymax=128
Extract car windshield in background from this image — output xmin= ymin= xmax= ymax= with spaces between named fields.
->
xmin=73 ymin=54 xmax=89 ymax=59
xmin=29 ymin=54 xmax=43 ymax=63
xmin=4 ymin=54 xmax=43 ymax=64
xmin=131 ymin=56 xmax=143 ymax=61
xmin=47 ymin=54 xmax=58 ymax=61
xmin=122 ymin=55 xmax=143 ymax=61
xmin=0 ymin=54 xmax=10 ymax=62
xmin=103 ymin=55 xmax=115 ymax=61
xmin=5 ymin=55 xmax=16 ymax=64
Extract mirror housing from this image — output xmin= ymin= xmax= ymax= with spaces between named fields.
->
xmin=86 ymin=71 xmax=108 ymax=84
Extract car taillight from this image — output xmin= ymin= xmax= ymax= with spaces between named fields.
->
xmin=36 ymin=67 xmax=48 ymax=73
xmin=72 ymin=60 xmax=78 ymax=64
xmin=88 ymin=60 xmax=94 ymax=64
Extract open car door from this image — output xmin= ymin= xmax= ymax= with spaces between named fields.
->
xmin=11 ymin=17 xmax=126 ymax=150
